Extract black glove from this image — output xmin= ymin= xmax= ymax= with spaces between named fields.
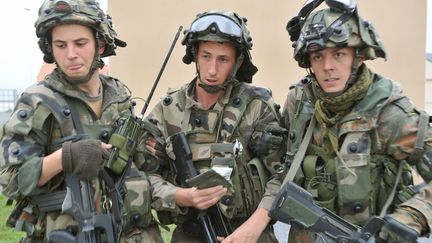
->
xmin=62 ymin=139 xmax=109 ymax=181
xmin=142 ymin=133 xmax=170 ymax=172
xmin=249 ymin=125 xmax=287 ymax=157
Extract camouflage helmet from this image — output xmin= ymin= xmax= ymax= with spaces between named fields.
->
xmin=35 ymin=0 xmax=126 ymax=63
xmin=291 ymin=5 xmax=386 ymax=68
xmin=182 ymin=10 xmax=258 ymax=83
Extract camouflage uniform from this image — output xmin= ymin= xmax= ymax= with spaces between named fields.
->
xmin=0 ymin=69 xmax=162 ymax=242
xmin=279 ymin=3 xmax=432 ymax=242
xmin=282 ymin=68 xmax=432 ymax=242
xmin=145 ymin=10 xmax=284 ymax=243
xmin=0 ymin=0 xmax=162 ymax=242
xmin=148 ymin=79 xmax=281 ymax=242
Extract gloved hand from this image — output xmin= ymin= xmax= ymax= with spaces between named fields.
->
xmin=379 ymin=207 xmax=423 ymax=243
xmin=143 ymin=134 xmax=170 ymax=170
xmin=249 ymin=125 xmax=287 ymax=157
xmin=62 ymin=139 xmax=110 ymax=181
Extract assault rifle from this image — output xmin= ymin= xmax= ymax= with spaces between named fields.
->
xmin=170 ymin=132 xmax=233 ymax=243
xmin=269 ymin=181 xmax=419 ymax=243
xmin=48 ymin=174 xmax=117 ymax=243
xmin=47 ymin=26 xmax=183 ymax=243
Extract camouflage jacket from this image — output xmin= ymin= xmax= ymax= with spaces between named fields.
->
xmin=0 ymin=69 xmax=152 ymax=239
xmin=282 ymin=69 xmax=432 ymax=229
xmin=147 ymin=79 xmax=284 ymax=223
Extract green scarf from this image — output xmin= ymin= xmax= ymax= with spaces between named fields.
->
xmin=313 ymin=65 xmax=374 ymax=128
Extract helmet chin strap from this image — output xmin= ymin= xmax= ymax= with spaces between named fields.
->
xmin=346 ymin=49 xmax=363 ymax=86
xmin=195 ymin=52 xmax=244 ymax=94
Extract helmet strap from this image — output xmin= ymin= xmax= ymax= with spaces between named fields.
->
xmin=346 ymin=49 xmax=363 ymax=86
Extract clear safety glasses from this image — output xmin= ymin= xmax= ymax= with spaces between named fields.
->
xmin=189 ymin=14 xmax=242 ymax=38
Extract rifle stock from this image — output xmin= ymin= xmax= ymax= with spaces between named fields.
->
xmin=269 ymin=181 xmax=383 ymax=243
xmin=270 ymin=181 xmax=421 ymax=242
xmin=170 ymin=132 xmax=232 ymax=243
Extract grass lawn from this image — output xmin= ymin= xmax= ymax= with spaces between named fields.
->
xmin=0 ymin=194 xmax=173 ymax=242
xmin=0 ymin=194 xmax=25 ymax=243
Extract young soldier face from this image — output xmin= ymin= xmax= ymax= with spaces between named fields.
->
xmin=309 ymin=47 xmax=357 ymax=93
xmin=196 ymin=41 xmax=237 ymax=87
xmin=51 ymin=24 xmax=102 ymax=80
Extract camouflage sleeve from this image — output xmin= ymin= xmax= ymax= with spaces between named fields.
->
xmin=239 ymin=98 xmax=284 ymax=210
xmin=144 ymin=101 xmax=187 ymax=214
xmin=148 ymin=173 xmax=183 ymax=212
xmin=281 ymin=88 xmax=297 ymax=130
xmin=377 ymin=99 xmax=432 ymax=232
xmin=0 ymin=94 xmax=52 ymax=199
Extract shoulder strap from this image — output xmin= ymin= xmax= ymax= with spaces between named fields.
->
xmin=282 ymin=117 xmax=316 ymax=185
xmin=408 ymin=111 xmax=430 ymax=165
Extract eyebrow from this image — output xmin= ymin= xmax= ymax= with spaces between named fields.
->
xmin=52 ymin=37 xmax=90 ymax=43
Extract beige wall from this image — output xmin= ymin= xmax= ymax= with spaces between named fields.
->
xmin=427 ymin=60 xmax=432 ymax=114
xmin=108 ymin=0 xmax=427 ymax=113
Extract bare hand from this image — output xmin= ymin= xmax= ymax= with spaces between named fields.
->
xmin=176 ymin=185 xmax=227 ymax=210
xmin=145 ymin=136 xmax=158 ymax=156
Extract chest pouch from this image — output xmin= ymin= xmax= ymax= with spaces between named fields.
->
xmin=187 ymin=110 xmax=219 ymax=139
xmin=303 ymin=154 xmax=337 ymax=212
xmin=336 ymin=132 xmax=373 ymax=225
xmin=122 ymin=170 xmax=152 ymax=232
xmin=208 ymin=141 xmax=243 ymax=218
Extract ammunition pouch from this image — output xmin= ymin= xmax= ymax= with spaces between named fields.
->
xmin=377 ymin=156 xmax=413 ymax=214
xmin=122 ymin=169 xmax=152 ymax=232
xmin=337 ymin=133 xmax=374 ymax=225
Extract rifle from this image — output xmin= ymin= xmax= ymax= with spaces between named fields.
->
xmin=48 ymin=174 xmax=116 ymax=243
xmin=170 ymin=132 xmax=233 ymax=243
xmin=269 ymin=181 xmax=419 ymax=243
xmin=48 ymin=26 xmax=183 ymax=243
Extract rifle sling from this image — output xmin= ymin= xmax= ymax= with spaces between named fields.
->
xmin=282 ymin=117 xmax=316 ymax=185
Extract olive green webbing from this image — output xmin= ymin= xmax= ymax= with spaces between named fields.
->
xmin=379 ymin=160 xmax=405 ymax=217
xmin=282 ymin=117 xmax=316 ymax=184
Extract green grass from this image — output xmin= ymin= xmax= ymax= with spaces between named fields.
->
xmin=0 ymin=194 xmax=25 ymax=243
xmin=0 ymin=194 xmax=173 ymax=242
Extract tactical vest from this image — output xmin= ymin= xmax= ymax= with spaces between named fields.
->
xmin=160 ymin=81 xmax=277 ymax=220
xmin=6 ymin=76 xmax=152 ymax=238
xmin=286 ymin=75 xmax=421 ymax=226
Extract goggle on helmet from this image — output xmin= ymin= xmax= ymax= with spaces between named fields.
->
xmin=182 ymin=10 xmax=257 ymax=82
xmin=288 ymin=0 xmax=386 ymax=68
xmin=35 ymin=0 xmax=126 ymax=63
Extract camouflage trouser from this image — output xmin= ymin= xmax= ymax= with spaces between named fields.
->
xmin=120 ymin=224 xmax=164 ymax=243
xmin=18 ymin=224 xmax=163 ymax=243
xmin=170 ymin=224 xmax=278 ymax=243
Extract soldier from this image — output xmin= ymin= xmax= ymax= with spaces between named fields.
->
xmin=0 ymin=0 xmax=162 ymax=242
xmin=279 ymin=0 xmax=432 ymax=242
xmin=144 ymin=10 xmax=286 ymax=243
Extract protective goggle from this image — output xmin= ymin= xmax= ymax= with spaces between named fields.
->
xmin=189 ymin=14 xmax=243 ymax=39
xmin=288 ymin=0 xmax=357 ymax=45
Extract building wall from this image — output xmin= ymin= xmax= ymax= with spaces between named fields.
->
xmin=426 ymin=59 xmax=432 ymax=114
xmin=108 ymin=0 xmax=427 ymax=113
